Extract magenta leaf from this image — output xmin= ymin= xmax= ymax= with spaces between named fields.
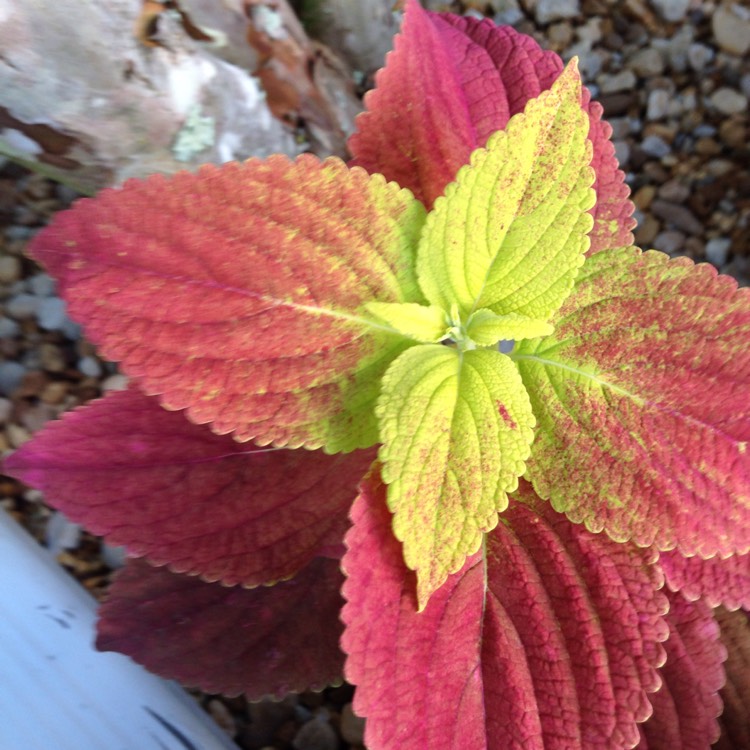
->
xmin=637 ymin=592 xmax=725 ymax=749
xmin=350 ymin=0 xmax=634 ymax=252
xmin=3 ymin=388 xmax=374 ymax=585
xmin=714 ymin=608 xmax=750 ymax=750
xmin=515 ymin=247 xmax=750 ymax=558
xmin=659 ymin=549 xmax=750 ymax=611
xmin=341 ymin=472 xmax=667 ymax=750
xmin=96 ymin=556 xmax=345 ymax=698
xmin=28 ymin=156 xmax=427 ymax=452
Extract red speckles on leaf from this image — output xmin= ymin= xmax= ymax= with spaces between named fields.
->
xmin=349 ymin=1 xmax=634 ymax=251
xmin=341 ymin=472 xmax=667 ymax=750
xmin=96 ymin=556 xmax=345 ymax=699
xmin=516 ymin=247 xmax=750 ymax=559
xmin=3 ymin=388 xmax=374 ymax=586
xmin=659 ymin=549 xmax=750 ymax=611
xmin=28 ymin=156 xmax=426 ymax=451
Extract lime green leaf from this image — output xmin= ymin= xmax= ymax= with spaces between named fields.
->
xmin=466 ymin=309 xmax=553 ymax=347
xmin=416 ymin=59 xmax=595 ymax=323
xmin=376 ymin=344 xmax=535 ymax=609
xmin=364 ymin=302 xmax=448 ymax=343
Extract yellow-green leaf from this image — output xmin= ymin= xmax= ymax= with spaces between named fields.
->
xmin=416 ymin=59 xmax=595 ymax=323
xmin=376 ymin=344 xmax=535 ymax=608
xmin=363 ymin=301 xmax=448 ymax=343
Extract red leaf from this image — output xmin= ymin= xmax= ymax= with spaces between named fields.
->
xmin=3 ymin=387 xmax=374 ymax=585
xmin=516 ymin=248 xmax=750 ymax=558
xmin=349 ymin=0 xmax=634 ymax=253
xmin=659 ymin=549 xmax=750 ymax=611
xmin=96 ymin=556 xmax=345 ymax=698
xmin=341 ymin=472 xmax=667 ymax=750
xmin=28 ymin=156 xmax=426 ymax=451
xmin=714 ymin=608 xmax=750 ymax=750
xmin=637 ymin=593 xmax=725 ymax=749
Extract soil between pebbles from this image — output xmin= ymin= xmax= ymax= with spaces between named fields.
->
xmin=1 ymin=2 xmax=748 ymax=748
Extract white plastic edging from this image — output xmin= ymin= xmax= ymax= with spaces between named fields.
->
xmin=0 ymin=508 xmax=240 ymax=750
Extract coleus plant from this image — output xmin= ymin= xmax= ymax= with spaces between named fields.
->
xmin=3 ymin=1 xmax=750 ymax=747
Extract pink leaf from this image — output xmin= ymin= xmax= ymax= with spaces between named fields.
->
xmin=349 ymin=0 xmax=634 ymax=252
xmin=96 ymin=556 xmax=345 ymax=698
xmin=714 ymin=608 xmax=750 ymax=750
xmin=637 ymin=592 xmax=725 ymax=749
xmin=659 ymin=549 xmax=750 ymax=611
xmin=28 ymin=156 xmax=426 ymax=451
xmin=3 ymin=388 xmax=374 ymax=585
xmin=341 ymin=472 xmax=667 ymax=750
xmin=516 ymin=247 xmax=750 ymax=558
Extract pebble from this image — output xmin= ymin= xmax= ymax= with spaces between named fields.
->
xmin=709 ymin=87 xmax=748 ymax=115
xmin=0 ymin=256 xmax=21 ymax=284
xmin=37 ymin=296 xmax=67 ymax=331
xmin=0 ymin=360 xmax=26 ymax=395
xmin=39 ymin=342 xmax=67 ymax=373
xmin=633 ymin=185 xmax=657 ymax=210
xmin=613 ymin=140 xmax=630 ymax=165
xmin=651 ymin=0 xmax=689 ymax=22
xmin=292 ymin=714 xmax=338 ymax=750
xmin=651 ymin=200 xmax=704 ymax=235
xmin=628 ymin=47 xmax=664 ymax=77
xmin=687 ymin=43 xmax=714 ymax=72
xmin=657 ymin=179 xmax=690 ymax=203
xmin=598 ymin=70 xmax=637 ymax=94
xmin=654 ymin=229 xmax=686 ymax=254
xmin=6 ymin=422 xmax=31 ymax=448
xmin=78 ymin=355 xmax=102 ymax=378
xmin=641 ymin=134 xmax=671 ymax=158
xmin=6 ymin=294 xmax=40 ymax=320
xmin=101 ymin=373 xmax=129 ymax=391
xmin=0 ymin=397 xmax=12 ymax=423
xmin=705 ymin=237 xmax=732 ymax=267
xmin=646 ymin=89 xmax=670 ymax=120
xmin=0 ymin=317 xmax=19 ymax=338
xmin=712 ymin=4 xmax=750 ymax=56
xmin=27 ymin=273 xmax=56 ymax=297
xmin=634 ymin=214 xmax=661 ymax=245
xmin=534 ymin=0 xmax=580 ymax=25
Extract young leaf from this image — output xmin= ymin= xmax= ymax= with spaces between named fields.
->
xmin=714 ymin=607 xmax=750 ymax=749
xmin=637 ymin=593 xmax=725 ymax=749
xmin=376 ymin=346 xmax=535 ymax=608
xmin=3 ymin=388 xmax=375 ymax=586
xmin=465 ymin=309 xmax=552 ymax=347
xmin=416 ymin=59 xmax=595 ymax=323
xmin=659 ymin=549 xmax=750 ymax=611
xmin=97 ymin=557 xmax=345 ymax=699
xmin=341 ymin=471 xmax=668 ymax=750
xmin=514 ymin=247 xmax=750 ymax=558
xmin=350 ymin=1 xmax=634 ymax=252
xmin=364 ymin=301 xmax=449 ymax=342
xmin=28 ymin=156 xmax=427 ymax=452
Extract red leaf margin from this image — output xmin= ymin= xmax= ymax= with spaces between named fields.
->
xmin=349 ymin=0 xmax=634 ymax=254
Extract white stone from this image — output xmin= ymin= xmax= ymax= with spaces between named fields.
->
xmin=713 ymin=4 xmax=750 ymax=56
xmin=6 ymin=294 xmax=40 ymax=320
xmin=0 ymin=255 xmax=21 ymax=284
xmin=27 ymin=273 xmax=56 ymax=297
xmin=652 ymin=0 xmax=690 ymax=22
xmin=628 ymin=48 xmax=664 ymax=77
xmin=0 ymin=360 xmax=26 ymax=395
xmin=646 ymin=89 xmax=671 ymax=120
xmin=641 ymin=135 xmax=671 ymax=158
xmin=705 ymin=237 xmax=731 ymax=267
xmin=598 ymin=70 xmax=637 ymax=94
xmin=78 ymin=355 xmax=102 ymax=378
xmin=687 ymin=43 xmax=714 ymax=71
xmin=36 ymin=296 xmax=67 ymax=331
xmin=710 ymin=87 xmax=748 ymax=115
xmin=534 ymin=0 xmax=580 ymax=25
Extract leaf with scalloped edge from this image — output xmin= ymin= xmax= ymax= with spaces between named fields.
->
xmin=28 ymin=156 xmax=426 ymax=452
xmin=514 ymin=247 xmax=750 ymax=558
xmin=341 ymin=471 xmax=667 ymax=749
xmin=3 ymin=387 xmax=374 ymax=586
xmin=637 ymin=592 xmax=725 ymax=749
xmin=659 ymin=549 xmax=750 ymax=611
xmin=417 ymin=59 xmax=595 ymax=323
xmin=96 ymin=556 xmax=344 ymax=699
xmin=349 ymin=0 xmax=634 ymax=252
xmin=376 ymin=346 xmax=535 ymax=608
xmin=714 ymin=607 xmax=750 ymax=750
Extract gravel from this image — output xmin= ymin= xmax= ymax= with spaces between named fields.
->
xmin=1 ymin=1 xmax=749 ymax=748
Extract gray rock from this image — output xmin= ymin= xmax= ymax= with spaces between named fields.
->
xmin=534 ymin=0 xmax=580 ymax=25
xmin=654 ymin=230 xmax=686 ymax=255
xmin=598 ymin=70 xmax=637 ymax=94
xmin=613 ymin=140 xmax=631 ymax=165
xmin=37 ymin=296 xmax=68 ymax=331
xmin=651 ymin=200 xmax=704 ymax=235
xmin=687 ymin=43 xmax=714 ymax=72
xmin=705 ymin=237 xmax=731 ymax=267
xmin=78 ymin=355 xmax=102 ymax=378
xmin=709 ymin=87 xmax=748 ymax=115
xmin=292 ymin=714 xmax=337 ymax=750
xmin=0 ymin=397 xmax=12 ymax=423
xmin=712 ymin=4 xmax=750 ymax=56
xmin=0 ymin=360 xmax=26 ymax=395
xmin=646 ymin=89 xmax=671 ymax=120
xmin=628 ymin=48 xmax=664 ymax=77
xmin=658 ymin=179 xmax=690 ymax=203
xmin=651 ymin=0 xmax=690 ymax=22
xmin=0 ymin=317 xmax=20 ymax=338
xmin=641 ymin=134 xmax=671 ymax=158
xmin=27 ymin=273 xmax=56 ymax=297
xmin=6 ymin=294 xmax=40 ymax=320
